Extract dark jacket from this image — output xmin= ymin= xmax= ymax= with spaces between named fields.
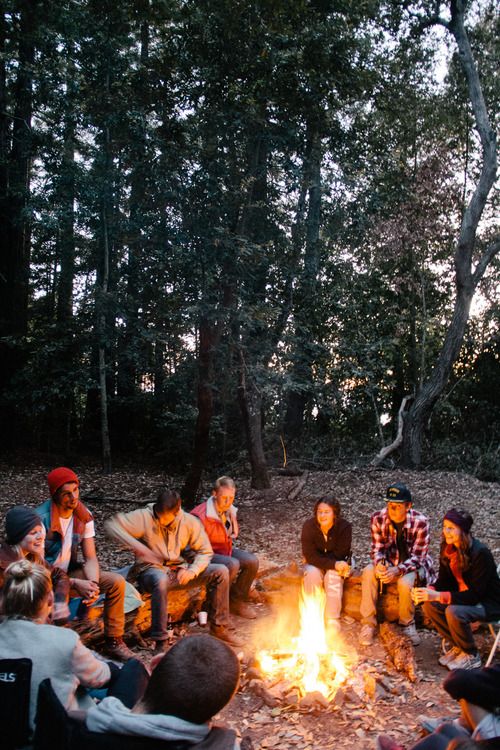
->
xmin=434 ymin=538 xmax=500 ymax=619
xmin=301 ymin=517 xmax=352 ymax=571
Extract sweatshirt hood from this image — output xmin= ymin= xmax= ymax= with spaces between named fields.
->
xmin=86 ymin=697 xmax=210 ymax=742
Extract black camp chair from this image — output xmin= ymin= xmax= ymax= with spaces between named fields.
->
xmin=0 ymin=658 xmax=32 ymax=749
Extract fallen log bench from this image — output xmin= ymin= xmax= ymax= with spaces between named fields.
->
xmin=258 ymin=564 xmax=402 ymax=623
xmin=73 ymin=565 xmax=404 ymax=648
xmin=73 ymin=583 xmax=208 ymax=648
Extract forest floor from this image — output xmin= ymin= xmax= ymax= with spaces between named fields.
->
xmin=0 ymin=464 xmax=499 ymax=750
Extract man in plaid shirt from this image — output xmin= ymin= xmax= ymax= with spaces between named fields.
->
xmin=359 ymin=482 xmax=434 ymax=647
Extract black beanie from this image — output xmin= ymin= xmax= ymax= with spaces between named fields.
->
xmin=5 ymin=506 xmax=43 ymax=545
xmin=444 ymin=665 xmax=500 ymax=712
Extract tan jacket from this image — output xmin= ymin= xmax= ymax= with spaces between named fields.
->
xmin=105 ymin=504 xmax=213 ymax=579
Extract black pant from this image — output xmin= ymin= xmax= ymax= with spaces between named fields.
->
xmin=106 ymin=658 xmax=149 ymax=708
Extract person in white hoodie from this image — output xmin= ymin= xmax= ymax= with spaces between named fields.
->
xmin=86 ymin=633 xmax=240 ymax=749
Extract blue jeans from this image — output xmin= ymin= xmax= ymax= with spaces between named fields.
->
xmin=211 ymin=547 xmax=259 ymax=601
xmin=139 ymin=563 xmax=230 ymax=641
xmin=423 ymin=600 xmax=487 ymax=653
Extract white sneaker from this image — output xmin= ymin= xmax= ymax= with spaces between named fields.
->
xmin=438 ymin=646 xmax=461 ymax=666
xmin=401 ymin=622 xmax=421 ymax=645
xmin=448 ymin=651 xmax=481 ymax=671
xmin=359 ymin=624 xmax=375 ymax=646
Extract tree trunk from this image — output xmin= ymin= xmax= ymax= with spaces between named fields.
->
xmin=238 ymin=349 xmax=270 ymax=489
xmin=98 ymin=193 xmax=112 ymax=474
xmin=53 ymin=53 xmax=76 ymax=455
xmin=182 ymin=317 xmax=220 ymax=507
xmin=97 ymin=76 xmax=113 ymax=473
xmin=284 ymin=124 xmax=323 ymax=442
xmin=117 ymin=17 xmax=149 ymax=403
xmin=401 ymin=0 xmax=498 ymax=467
xmin=0 ymin=1 xmax=37 ymax=450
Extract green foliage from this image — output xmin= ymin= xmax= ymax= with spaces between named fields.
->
xmin=0 ymin=0 xmax=497 ymax=479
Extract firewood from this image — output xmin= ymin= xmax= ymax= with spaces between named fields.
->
xmin=379 ymin=622 xmax=417 ymax=682
xmin=248 ymin=679 xmax=280 ymax=707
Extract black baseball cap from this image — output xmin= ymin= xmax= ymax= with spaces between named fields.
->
xmin=386 ymin=482 xmax=412 ymax=503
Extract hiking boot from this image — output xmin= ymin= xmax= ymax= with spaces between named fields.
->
xmin=152 ymin=639 xmax=171 ymax=655
xmin=448 ymin=650 xmax=481 ymax=671
xmin=210 ymin=624 xmax=245 ymax=648
xmin=230 ymin=600 xmax=257 ymax=619
xmin=417 ymin=715 xmax=457 ymax=735
xmin=438 ymin=646 xmax=461 ymax=667
xmin=376 ymin=734 xmax=406 ymax=750
xmin=401 ymin=622 xmax=421 ymax=646
xmin=102 ymin=637 xmax=135 ymax=662
xmin=359 ymin=624 xmax=375 ymax=646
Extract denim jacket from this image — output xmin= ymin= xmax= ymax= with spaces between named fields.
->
xmin=37 ymin=498 xmax=93 ymax=572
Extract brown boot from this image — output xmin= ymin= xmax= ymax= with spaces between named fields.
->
xmin=101 ymin=637 xmax=135 ymax=662
xmin=210 ymin=624 xmax=245 ymax=648
xmin=230 ymin=600 xmax=257 ymax=619
xmin=152 ymin=639 xmax=171 ymax=655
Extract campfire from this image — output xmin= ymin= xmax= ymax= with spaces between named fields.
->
xmin=255 ymin=586 xmax=356 ymax=703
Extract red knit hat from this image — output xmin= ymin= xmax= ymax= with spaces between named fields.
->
xmin=47 ymin=467 xmax=79 ymax=497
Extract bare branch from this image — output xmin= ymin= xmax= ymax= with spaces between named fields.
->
xmin=472 ymin=236 xmax=500 ymax=286
xmin=371 ymin=395 xmax=413 ymax=467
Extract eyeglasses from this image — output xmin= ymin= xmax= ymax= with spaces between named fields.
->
xmin=443 ymin=525 xmax=459 ymax=533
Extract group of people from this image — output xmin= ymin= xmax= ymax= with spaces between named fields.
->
xmin=301 ymin=481 xmax=500 ymax=673
xmin=0 ymin=468 xmax=499 ymax=748
xmin=0 ymin=467 xmax=258 ymax=746
xmin=1 ymin=468 xmax=259 ymax=656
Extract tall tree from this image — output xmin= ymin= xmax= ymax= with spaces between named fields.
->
xmin=0 ymin=1 xmax=39 ymax=450
xmin=401 ymin=0 xmax=498 ymax=467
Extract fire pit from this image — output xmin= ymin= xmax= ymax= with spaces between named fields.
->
xmin=253 ymin=587 xmax=357 ymax=706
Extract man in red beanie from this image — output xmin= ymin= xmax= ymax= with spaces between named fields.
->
xmin=37 ymin=467 xmax=134 ymax=662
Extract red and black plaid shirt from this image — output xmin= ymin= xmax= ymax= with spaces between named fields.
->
xmin=370 ymin=507 xmax=435 ymax=583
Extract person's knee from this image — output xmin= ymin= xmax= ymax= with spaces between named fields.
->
xmin=304 ymin=566 xmax=323 ymax=586
xmin=446 ymin=605 xmax=466 ymax=624
xmin=226 ymin=558 xmax=240 ymax=577
xmin=325 ymin=570 xmax=342 ymax=586
xmin=422 ymin=601 xmax=435 ymax=619
xmin=245 ymin=553 xmax=259 ymax=575
xmin=148 ymin=572 xmax=168 ymax=592
xmin=102 ymin=571 xmax=126 ymax=595
xmin=208 ymin=564 xmax=230 ymax=585
xmin=397 ymin=575 xmax=413 ymax=593
xmin=361 ymin=564 xmax=375 ymax=584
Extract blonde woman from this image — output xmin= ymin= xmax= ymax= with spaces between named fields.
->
xmin=0 ymin=559 xmax=112 ymax=732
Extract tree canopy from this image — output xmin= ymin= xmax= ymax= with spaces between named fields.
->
xmin=0 ymin=0 xmax=498 ymax=490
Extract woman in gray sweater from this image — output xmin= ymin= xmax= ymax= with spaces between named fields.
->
xmin=0 ymin=559 xmax=111 ymax=732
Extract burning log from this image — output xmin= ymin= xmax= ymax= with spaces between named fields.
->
xmin=379 ymin=622 xmax=417 ymax=682
xmin=248 ymin=679 xmax=280 ymax=707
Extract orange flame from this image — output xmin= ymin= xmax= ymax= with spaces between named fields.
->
xmin=256 ymin=585 xmax=352 ymax=700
